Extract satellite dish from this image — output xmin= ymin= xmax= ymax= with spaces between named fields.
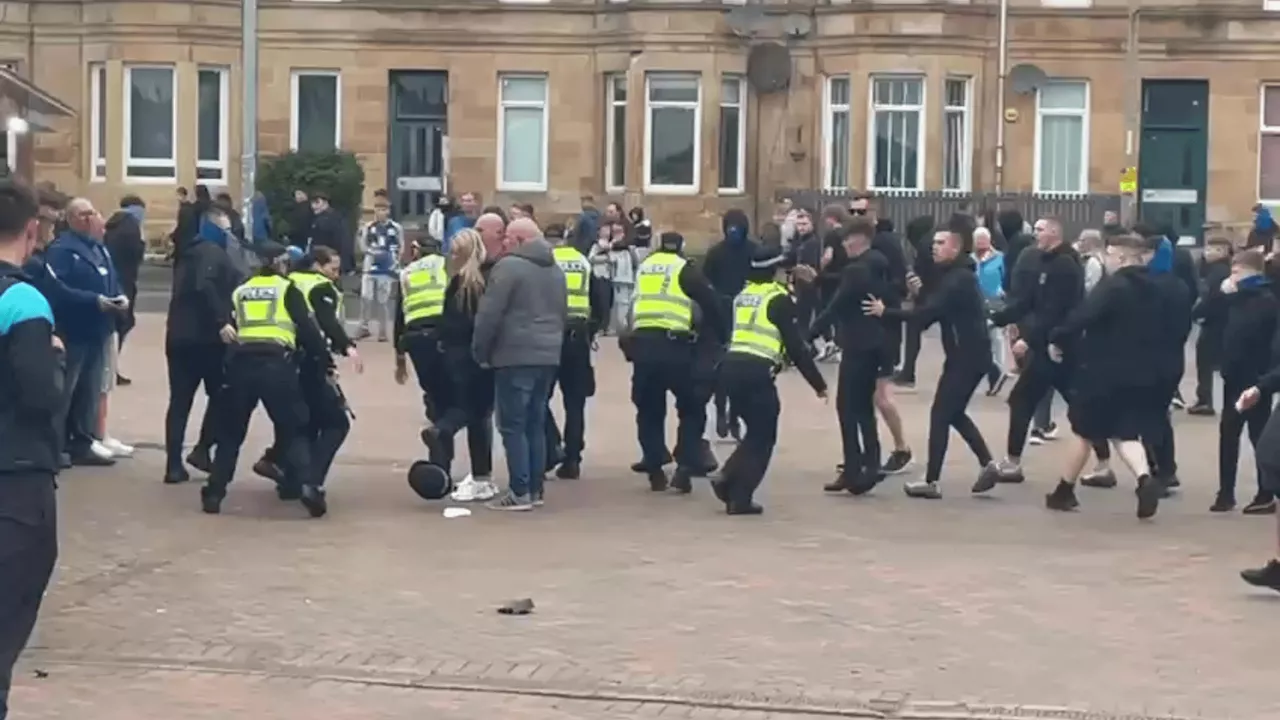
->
xmin=725 ymin=4 xmax=766 ymax=38
xmin=746 ymin=42 xmax=792 ymax=94
xmin=1008 ymin=64 xmax=1048 ymax=95
xmin=782 ymin=13 xmax=812 ymax=39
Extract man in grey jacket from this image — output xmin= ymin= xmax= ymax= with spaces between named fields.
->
xmin=473 ymin=217 xmax=568 ymax=510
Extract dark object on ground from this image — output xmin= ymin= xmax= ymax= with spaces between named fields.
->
xmin=497 ymin=598 xmax=535 ymax=615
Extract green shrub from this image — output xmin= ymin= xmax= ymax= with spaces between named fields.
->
xmin=257 ymin=150 xmax=365 ymax=240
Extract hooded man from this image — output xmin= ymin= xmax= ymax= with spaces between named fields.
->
xmin=701 ymin=209 xmax=758 ymax=440
xmin=104 ymin=196 xmax=147 ymax=359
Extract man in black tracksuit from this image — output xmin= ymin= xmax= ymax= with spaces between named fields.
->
xmin=990 ymin=217 xmax=1084 ymax=482
xmin=807 ymin=218 xmax=890 ymax=494
xmin=1145 ymin=234 xmax=1194 ymax=491
xmin=1188 ymin=237 xmax=1233 ymax=416
xmin=702 ymin=209 xmax=758 ymax=440
xmin=892 ymin=214 xmax=937 ymax=388
xmin=1210 ymin=249 xmax=1277 ymax=514
xmin=867 ymin=220 xmax=999 ymax=498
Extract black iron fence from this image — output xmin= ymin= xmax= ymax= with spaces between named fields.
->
xmin=778 ymin=190 xmax=1122 ymax=239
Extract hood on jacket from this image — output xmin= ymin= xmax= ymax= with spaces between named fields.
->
xmin=195 ymin=216 xmax=229 ymax=249
xmin=1149 ymin=237 xmax=1174 ymax=275
xmin=721 ymin=209 xmax=750 ymax=244
xmin=904 ymin=214 xmax=935 ymax=247
xmin=1256 ymin=206 xmax=1276 ymax=232
xmin=996 ymin=209 xmax=1024 ymax=243
xmin=105 ymin=210 xmax=137 ymax=231
xmin=508 ymin=237 xmax=556 ymax=267
xmin=1113 ymin=263 xmax=1159 ymax=292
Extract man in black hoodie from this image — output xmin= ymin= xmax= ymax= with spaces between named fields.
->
xmin=1142 ymin=231 xmax=1194 ymax=490
xmin=1042 ymin=231 xmax=1166 ymax=518
xmin=701 ymin=209 xmax=757 ymax=440
xmin=1189 ymin=236 xmax=1233 ymax=416
xmin=990 ymin=216 xmax=1084 ymax=483
xmin=892 ymin=214 xmax=936 ymax=388
xmin=864 ymin=218 xmax=999 ymax=499
xmin=103 ymin=195 xmax=146 ymax=383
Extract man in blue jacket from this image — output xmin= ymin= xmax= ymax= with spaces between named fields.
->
xmin=43 ymin=198 xmax=128 ymax=466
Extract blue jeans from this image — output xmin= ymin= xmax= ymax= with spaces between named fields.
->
xmin=494 ymin=366 xmax=557 ymax=498
xmin=60 ymin=340 xmax=105 ymax=456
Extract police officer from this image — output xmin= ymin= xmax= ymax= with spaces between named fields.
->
xmin=253 ymin=245 xmax=361 ymax=490
xmin=622 ymin=231 xmax=724 ymax=493
xmin=714 ymin=245 xmax=828 ymax=514
xmin=545 ymin=223 xmax=604 ymax=479
xmin=393 ymin=235 xmax=450 ymax=434
xmin=201 ymin=242 xmax=332 ymax=517
xmin=0 ymin=180 xmax=61 ymax=719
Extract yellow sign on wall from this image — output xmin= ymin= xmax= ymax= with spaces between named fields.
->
xmin=1119 ymin=167 xmax=1137 ymax=194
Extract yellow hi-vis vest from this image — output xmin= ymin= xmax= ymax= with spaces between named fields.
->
xmin=728 ymin=281 xmax=788 ymax=364
xmin=233 ymin=274 xmax=297 ymax=349
xmin=552 ymin=245 xmax=591 ymax=321
xmin=631 ymin=252 xmax=692 ymax=333
xmin=400 ymin=254 xmax=448 ymax=324
xmin=288 ymin=271 xmax=342 ymax=316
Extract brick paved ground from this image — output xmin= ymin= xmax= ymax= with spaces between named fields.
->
xmin=10 ymin=313 xmax=1276 ymax=720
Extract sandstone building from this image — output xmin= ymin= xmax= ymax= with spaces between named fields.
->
xmin=0 ymin=0 xmax=1278 ymax=242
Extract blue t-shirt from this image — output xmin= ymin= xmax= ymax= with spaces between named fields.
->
xmin=974 ymin=251 xmax=1006 ymax=300
xmin=443 ymin=214 xmax=475 ymax=254
xmin=0 ymin=281 xmax=55 ymax=336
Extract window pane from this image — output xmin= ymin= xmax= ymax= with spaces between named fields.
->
xmin=198 ymin=70 xmax=222 ymax=163
xmin=296 ymin=74 xmax=338 ymax=153
xmin=648 ymin=74 xmax=698 ymax=104
xmin=1039 ymin=115 xmax=1084 ymax=192
xmin=1264 ymin=87 xmax=1280 ymax=128
xmin=95 ymin=66 xmax=107 ymax=161
xmin=393 ymin=73 xmax=447 ymax=119
xmin=1040 ymin=82 xmax=1087 ymax=111
xmin=829 ymin=77 xmax=849 ymax=106
xmin=610 ymin=104 xmax=626 ymax=188
xmin=128 ymin=67 xmax=174 ymax=160
xmin=718 ymin=106 xmax=740 ymax=189
xmin=829 ymin=110 xmax=849 ymax=188
xmin=943 ymin=110 xmax=964 ymax=190
xmin=502 ymin=106 xmax=544 ymax=184
xmin=501 ymin=76 xmax=545 ymax=104
xmin=873 ymin=109 xmax=919 ymax=189
xmin=649 ymin=106 xmax=695 ymax=186
xmin=1261 ymin=134 xmax=1280 ymax=200
xmin=610 ymin=75 xmax=627 ymax=103
xmin=721 ymin=77 xmax=741 ymax=105
xmin=945 ymin=78 xmax=966 ymax=108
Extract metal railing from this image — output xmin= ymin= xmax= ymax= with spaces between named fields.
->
xmin=777 ymin=190 xmax=1122 ymax=238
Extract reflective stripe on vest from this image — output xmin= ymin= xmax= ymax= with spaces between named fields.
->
xmin=400 ymin=254 xmax=447 ymax=324
xmin=233 ymin=275 xmax=297 ymax=348
xmin=631 ymin=252 xmax=692 ymax=332
xmin=552 ymin=245 xmax=591 ymax=320
xmin=728 ymin=281 xmax=788 ymax=364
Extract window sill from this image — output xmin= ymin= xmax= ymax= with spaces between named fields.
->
xmin=605 ymin=186 xmax=626 ymax=195
xmin=1031 ymin=190 xmax=1089 ymax=197
xmin=643 ymin=185 xmax=700 ymax=196
xmin=124 ymin=176 xmax=178 ymax=185
xmin=867 ymin=187 xmax=925 ymax=195
xmin=89 ymin=176 xmax=106 ymax=184
xmin=497 ymin=183 xmax=548 ymax=193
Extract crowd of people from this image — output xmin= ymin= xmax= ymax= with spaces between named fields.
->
xmin=7 ymin=174 xmax=1280 ymax=718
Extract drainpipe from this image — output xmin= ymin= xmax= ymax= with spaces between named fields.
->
xmin=240 ymin=0 xmax=259 ymax=242
xmin=993 ymin=0 xmax=1009 ymax=194
xmin=1121 ymin=4 xmax=1142 ymax=226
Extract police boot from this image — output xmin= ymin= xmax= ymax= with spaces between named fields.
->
xmin=555 ymin=459 xmax=581 ymax=480
xmin=254 ymin=455 xmax=286 ymax=484
xmin=692 ymin=439 xmax=719 ymax=477
xmin=275 ymin=482 xmax=302 ymax=501
xmin=300 ymin=485 xmax=328 ymax=518
xmin=186 ymin=445 xmax=214 ymax=474
xmin=200 ymin=485 xmax=223 ymax=515
xmin=669 ymin=466 xmax=694 ymax=494
xmin=631 ymin=449 xmax=673 ymax=474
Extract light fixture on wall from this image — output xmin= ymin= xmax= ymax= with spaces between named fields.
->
xmin=6 ymin=116 xmax=28 ymax=135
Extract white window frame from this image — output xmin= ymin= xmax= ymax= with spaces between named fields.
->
xmin=1033 ymin=79 xmax=1091 ymax=196
xmin=605 ymin=74 xmax=627 ymax=193
xmin=1268 ymin=0 xmax=1280 ymax=10
xmin=289 ymin=69 xmax=342 ymax=152
xmin=197 ymin=66 xmax=229 ymax=185
xmin=123 ymin=64 xmax=178 ymax=183
xmin=1258 ymin=85 xmax=1280 ymax=203
xmin=0 ymin=61 xmax=16 ymax=176
xmin=866 ymin=75 xmax=926 ymax=193
xmin=822 ymin=75 xmax=851 ymax=191
xmin=717 ymin=75 xmax=747 ymax=194
xmin=643 ymin=72 xmax=702 ymax=195
xmin=89 ymin=63 xmax=106 ymax=181
xmin=496 ymin=73 xmax=549 ymax=192
xmin=1041 ymin=0 xmax=1093 ymax=7
xmin=942 ymin=76 xmax=972 ymax=193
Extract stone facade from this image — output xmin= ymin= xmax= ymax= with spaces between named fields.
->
xmin=1 ymin=0 xmax=1279 ymax=244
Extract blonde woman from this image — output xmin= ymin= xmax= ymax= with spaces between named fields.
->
xmin=409 ymin=229 xmax=499 ymax=502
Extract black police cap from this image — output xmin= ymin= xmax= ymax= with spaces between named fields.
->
xmin=407 ymin=461 xmax=453 ymax=501
xmin=750 ymin=243 xmax=794 ymax=271
xmin=254 ymin=240 xmax=291 ymax=262
xmin=659 ymin=231 xmax=684 ymax=252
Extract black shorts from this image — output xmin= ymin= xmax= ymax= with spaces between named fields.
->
xmin=1068 ymin=386 xmax=1159 ymax=442
xmin=881 ymin=321 xmax=903 ymax=376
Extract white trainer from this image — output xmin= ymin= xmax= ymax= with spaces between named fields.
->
xmin=102 ymin=437 xmax=134 ymax=458
xmin=89 ymin=440 xmax=116 ymax=461
xmin=471 ymin=475 xmax=499 ymax=501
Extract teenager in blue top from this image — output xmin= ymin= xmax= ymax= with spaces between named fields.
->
xmin=442 ymin=191 xmax=481 ymax=254
xmin=357 ymin=199 xmax=404 ymax=341
xmin=972 ymin=227 xmax=1008 ymax=395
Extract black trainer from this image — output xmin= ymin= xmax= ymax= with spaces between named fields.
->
xmin=1186 ymin=403 xmax=1216 ymax=417
xmin=669 ymin=467 xmax=694 ymax=494
xmin=647 ymin=469 xmax=668 ymax=492
xmin=555 ymin=460 xmax=581 ymax=480
xmin=1242 ymin=496 xmax=1277 ymax=515
xmin=847 ymin=470 xmax=883 ymax=497
xmin=1209 ymin=493 xmax=1236 ymax=513
xmin=1135 ymin=474 xmax=1162 ymax=519
xmin=253 ymin=458 xmax=284 ymax=483
xmin=163 ymin=467 xmax=191 ymax=485
xmin=186 ymin=446 xmax=213 ymax=474
xmin=1045 ymin=480 xmax=1079 ymax=511
xmin=200 ymin=487 xmax=222 ymax=514
xmin=1240 ymin=559 xmax=1280 ymax=592
xmin=726 ymin=501 xmax=763 ymax=516
xmin=882 ymin=450 xmax=913 ymax=475
xmin=300 ymin=485 xmax=328 ymax=518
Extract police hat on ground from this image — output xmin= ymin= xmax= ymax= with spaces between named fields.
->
xmin=407 ymin=460 xmax=454 ymax=500
xmin=659 ymin=231 xmax=684 ymax=254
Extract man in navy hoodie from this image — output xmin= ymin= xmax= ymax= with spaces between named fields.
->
xmin=44 ymin=198 xmax=127 ymax=466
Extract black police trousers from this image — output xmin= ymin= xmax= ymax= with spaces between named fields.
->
xmin=207 ymin=352 xmax=313 ymax=496
xmin=0 ymin=473 xmax=57 ymax=720
xmin=546 ymin=330 xmax=595 ymax=465
xmin=262 ymin=365 xmax=349 ymax=488
xmin=632 ymin=359 xmax=706 ymax=471
xmin=718 ymin=366 xmax=780 ymax=507
xmin=407 ymin=335 xmax=494 ymax=479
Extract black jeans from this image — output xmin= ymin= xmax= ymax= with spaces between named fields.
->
xmin=1006 ymin=354 xmax=1074 ymax=458
xmin=1194 ymin=335 xmax=1219 ymax=408
xmin=900 ymin=318 xmax=924 ymax=380
xmin=926 ymin=366 xmax=993 ymax=484
xmin=426 ymin=346 xmax=494 ymax=479
xmin=836 ymin=350 xmax=881 ymax=474
xmin=1143 ymin=378 xmax=1180 ymax=480
xmin=0 ymin=473 xmax=57 ymax=720
xmin=1219 ymin=380 xmax=1272 ymax=500
xmin=719 ymin=367 xmax=780 ymax=507
xmin=164 ymin=342 xmax=226 ymax=471
xmin=546 ymin=332 xmax=594 ymax=464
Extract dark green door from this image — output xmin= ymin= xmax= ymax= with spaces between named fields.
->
xmin=388 ymin=71 xmax=448 ymax=225
xmin=1138 ymin=80 xmax=1208 ymax=245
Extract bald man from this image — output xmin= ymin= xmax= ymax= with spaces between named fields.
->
xmin=475 ymin=213 xmax=506 ymax=263
xmin=473 ymin=218 xmax=568 ymax=510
